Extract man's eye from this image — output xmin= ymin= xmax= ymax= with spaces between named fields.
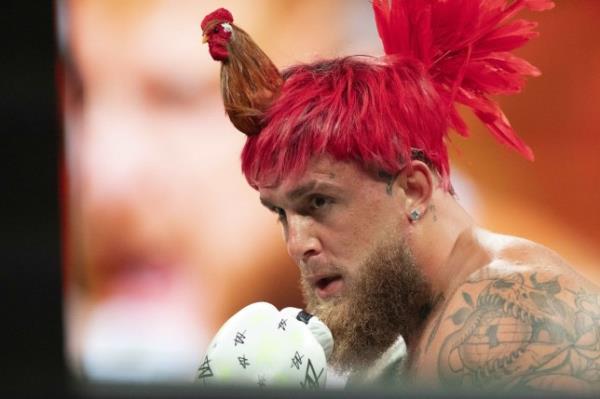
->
xmin=310 ymin=196 xmax=329 ymax=209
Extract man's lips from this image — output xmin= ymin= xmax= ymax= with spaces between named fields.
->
xmin=309 ymin=274 xmax=344 ymax=299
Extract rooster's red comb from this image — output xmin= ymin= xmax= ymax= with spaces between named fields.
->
xmin=201 ymin=7 xmax=233 ymax=31
xmin=373 ymin=0 xmax=555 ymax=161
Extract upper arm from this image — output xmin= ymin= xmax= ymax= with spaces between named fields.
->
xmin=425 ymin=271 xmax=600 ymax=393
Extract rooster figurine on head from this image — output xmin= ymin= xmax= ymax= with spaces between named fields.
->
xmin=201 ymin=8 xmax=283 ymax=136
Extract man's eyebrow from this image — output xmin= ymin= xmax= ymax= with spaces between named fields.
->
xmin=260 ymin=180 xmax=340 ymax=209
xmin=287 ymin=181 xmax=318 ymax=201
xmin=287 ymin=180 xmax=341 ymax=200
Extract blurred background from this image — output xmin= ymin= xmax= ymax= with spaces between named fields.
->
xmin=55 ymin=0 xmax=600 ymax=386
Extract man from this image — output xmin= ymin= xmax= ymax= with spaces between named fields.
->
xmin=202 ymin=0 xmax=600 ymax=392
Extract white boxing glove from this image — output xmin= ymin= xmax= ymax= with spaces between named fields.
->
xmin=195 ymin=302 xmax=333 ymax=389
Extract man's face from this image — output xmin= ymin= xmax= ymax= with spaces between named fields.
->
xmin=258 ymin=156 xmax=407 ymax=301
xmin=258 ymin=156 xmax=435 ymax=371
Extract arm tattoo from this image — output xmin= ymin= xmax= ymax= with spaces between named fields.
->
xmin=437 ymin=272 xmax=600 ymax=392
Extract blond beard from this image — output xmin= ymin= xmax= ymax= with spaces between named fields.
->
xmin=301 ymin=240 xmax=434 ymax=373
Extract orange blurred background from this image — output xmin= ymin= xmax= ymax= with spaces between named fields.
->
xmin=450 ymin=0 xmax=600 ymax=282
xmin=58 ymin=0 xmax=600 ymax=383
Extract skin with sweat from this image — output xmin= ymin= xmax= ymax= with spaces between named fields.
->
xmin=258 ymin=155 xmax=600 ymax=393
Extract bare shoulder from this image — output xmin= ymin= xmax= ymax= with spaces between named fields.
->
xmin=419 ymin=236 xmax=600 ymax=393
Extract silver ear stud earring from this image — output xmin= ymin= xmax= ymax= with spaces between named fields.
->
xmin=410 ymin=210 xmax=421 ymax=222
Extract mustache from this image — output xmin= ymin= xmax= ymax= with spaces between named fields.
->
xmin=299 ymin=264 xmax=346 ymax=307
xmin=299 ymin=264 xmax=345 ymax=281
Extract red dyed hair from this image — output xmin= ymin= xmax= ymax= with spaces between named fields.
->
xmin=203 ymin=1 xmax=555 ymax=190
xmin=241 ymin=56 xmax=451 ymax=189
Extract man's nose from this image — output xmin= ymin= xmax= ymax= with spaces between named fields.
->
xmin=285 ymin=215 xmax=321 ymax=267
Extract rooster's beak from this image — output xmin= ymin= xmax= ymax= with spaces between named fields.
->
xmin=202 ymin=34 xmax=208 ymax=44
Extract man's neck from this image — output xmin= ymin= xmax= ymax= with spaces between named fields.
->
xmin=408 ymin=190 xmax=479 ymax=299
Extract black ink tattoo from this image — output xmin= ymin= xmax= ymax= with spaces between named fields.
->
xmin=377 ymin=171 xmax=395 ymax=195
xmin=428 ymin=204 xmax=437 ymax=222
xmin=426 ymin=293 xmax=450 ymax=351
xmin=426 ymin=313 xmax=444 ymax=351
xmin=385 ymin=181 xmax=393 ymax=195
xmin=437 ymin=273 xmax=600 ymax=392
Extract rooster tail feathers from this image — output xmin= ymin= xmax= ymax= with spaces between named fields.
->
xmin=372 ymin=0 xmax=553 ymax=160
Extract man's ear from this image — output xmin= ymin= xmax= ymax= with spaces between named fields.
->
xmin=396 ymin=160 xmax=434 ymax=222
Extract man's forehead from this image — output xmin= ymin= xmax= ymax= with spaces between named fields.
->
xmin=257 ymin=157 xmax=356 ymax=197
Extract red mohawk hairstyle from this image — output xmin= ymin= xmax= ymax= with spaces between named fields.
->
xmin=372 ymin=0 xmax=555 ymax=161
xmin=202 ymin=1 xmax=554 ymax=190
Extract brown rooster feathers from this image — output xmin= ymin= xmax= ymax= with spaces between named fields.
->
xmin=201 ymin=8 xmax=283 ymax=136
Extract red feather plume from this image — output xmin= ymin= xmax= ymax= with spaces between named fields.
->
xmin=372 ymin=0 xmax=555 ymax=161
